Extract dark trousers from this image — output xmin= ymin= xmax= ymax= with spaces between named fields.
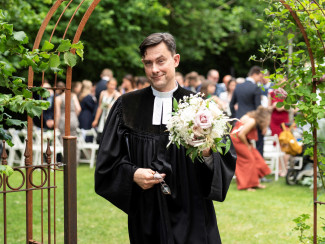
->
xmin=256 ymin=127 xmax=264 ymax=157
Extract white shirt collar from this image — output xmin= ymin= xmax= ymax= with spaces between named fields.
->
xmin=246 ymin=77 xmax=256 ymax=84
xmin=151 ymin=82 xmax=178 ymax=125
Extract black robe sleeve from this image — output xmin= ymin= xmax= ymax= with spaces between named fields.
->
xmin=95 ymin=98 xmax=138 ymax=214
xmin=195 ymin=135 xmax=237 ymax=202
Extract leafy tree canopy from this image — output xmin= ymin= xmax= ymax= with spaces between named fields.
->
xmin=2 ymin=0 xmax=271 ymax=81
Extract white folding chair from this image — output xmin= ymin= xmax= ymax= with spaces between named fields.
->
xmin=263 ymin=134 xmax=286 ymax=181
xmin=33 ymin=128 xmax=63 ymax=165
xmin=7 ymin=128 xmax=27 ymax=166
xmin=77 ymin=128 xmax=99 ymax=168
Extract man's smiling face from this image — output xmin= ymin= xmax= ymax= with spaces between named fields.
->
xmin=142 ymin=42 xmax=180 ymax=92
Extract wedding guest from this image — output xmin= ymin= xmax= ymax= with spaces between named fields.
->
xmin=95 ymin=32 xmax=236 ymax=244
xmin=219 ymin=78 xmax=237 ymax=116
xmin=184 ymin=71 xmax=199 ymax=92
xmin=78 ymin=80 xmax=97 ymax=141
xmin=230 ymin=66 xmax=264 ymax=156
xmin=268 ymin=80 xmax=290 ymax=176
xmin=206 ymin=69 xmax=220 ymax=95
xmin=200 ymin=79 xmax=225 ymax=111
xmin=55 ymin=81 xmax=65 ymax=96
xmin=268 ymin=81 xmax=289 ymax=136
xmin=33 ymin=81 xmax=55 ymax=130
xmin=55 ymin=83 xmax=81 ymax=138
xmin=217 ymin=74 xmax=232 ymax=96
xmin=121 ymin=74 xmax=136 ymax=93
xmin=92 ymin=78 xmax=120 ymax=143
xmin=196 ymin=69 xmax=219 ymax=94
xmin=175 ymin=71 xmax=184 ymax=87
xmin=261 ymin=71 xmax=273 ymax=97
xmin=72 ymin=81 xmax=82 ymax=97
xmin=43 ymin=81 xmax=55 ymax=129
xmin=260 ymin=71 xmax=273 ymax=108
xmin=197 ymin=75 xmax=205 ymax=90
xmin=136 ymin=76 xmax=150 ymax=90
xmin=230 ymin=106 xmax=271 ymax=191
xmin=236 ymin=77 xmax=245 ymax=84
xmin=95 ymin=68 xmax=114 ymax=102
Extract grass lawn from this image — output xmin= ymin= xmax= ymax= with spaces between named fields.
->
xmin=1 ymin=165 xmax=325 ymax=243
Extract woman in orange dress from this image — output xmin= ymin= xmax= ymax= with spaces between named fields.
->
xmin=230 ymin=106 xmax=271 ymax=191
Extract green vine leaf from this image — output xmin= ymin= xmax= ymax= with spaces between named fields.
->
xmin=71 ymin=42 xmax=84 ymax=50
xmin=25 ymin=101 xmax=43 ymax=118
xmin=57 ymin=39 xmax=71 ymax=52
xmin=6 ymin=119 xmax=27 ymax=127
xmin=41 ymin=40 xmax=54 ymax=52
xmin=76 ymin=49 xmax=84 ymax=61
xmin=22 ymin=89 xmax=32 ymax=99
xmin=64 ymin=52 xmax=77 ymax=67
xmin=287 ymin=33 xmax=294 ymax=40
xmin=13 ymin=31 xmax=27 ymax=43
xmin=0 ymin=165 xmax=14 ymax=177
xmin=49 ymin=54 xmax=60 ymax=69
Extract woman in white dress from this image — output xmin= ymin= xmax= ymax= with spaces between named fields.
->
xmin=92 ymin=78 xmax=121 ymax=142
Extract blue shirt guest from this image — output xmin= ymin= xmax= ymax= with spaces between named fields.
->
xmin=95 ymin=32 xmax=236 ymax=244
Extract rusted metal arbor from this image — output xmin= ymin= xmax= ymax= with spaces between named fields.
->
xmin=1 ymin=0 xmax=101 ymax=243
xmin=0 ymin=0 xmax=324 ymax=243
xmin=278 ymin=1 xmax=324 ymax=243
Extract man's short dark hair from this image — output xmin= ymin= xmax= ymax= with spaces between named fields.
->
xmin=139 ymin=32 xmax=176 ymax=57
xmin=248 ymin=66 xmax=262 ymax=77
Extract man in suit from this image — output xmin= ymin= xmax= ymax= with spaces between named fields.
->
xmin=230 ymin=66 xmax=263 ymax=119
xmin=95 ymin=68 xmax=113 ymax=102
xmin=230 ymin=66 xmax=265 ymax=156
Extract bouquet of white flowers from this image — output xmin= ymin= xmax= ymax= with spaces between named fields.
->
xmin=166 ymin=93 xmax=233 ymax=162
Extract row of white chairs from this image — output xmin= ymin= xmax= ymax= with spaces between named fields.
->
xmin=4 ymin=128 xmax=99 ymax=168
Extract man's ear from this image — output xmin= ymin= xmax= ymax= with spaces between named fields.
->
xmin=174 ymin=54 xmax=180 ymax=68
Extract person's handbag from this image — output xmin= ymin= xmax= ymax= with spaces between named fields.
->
xmin=278 ymin=123 xmax=302 ymax=156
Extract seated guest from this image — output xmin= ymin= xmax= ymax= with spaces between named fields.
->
xmin=230 ymin=106 xmax=271 ymax=191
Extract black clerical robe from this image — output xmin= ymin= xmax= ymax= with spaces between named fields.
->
xmin=95 ymin=86 xmax=236 ymax=244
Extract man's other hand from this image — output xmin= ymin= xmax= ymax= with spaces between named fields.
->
xmin=133 ymin=168 xmax=166 ymax=190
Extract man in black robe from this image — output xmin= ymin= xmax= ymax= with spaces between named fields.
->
xmin=95 ymin=33 xmax=236 ymax=244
